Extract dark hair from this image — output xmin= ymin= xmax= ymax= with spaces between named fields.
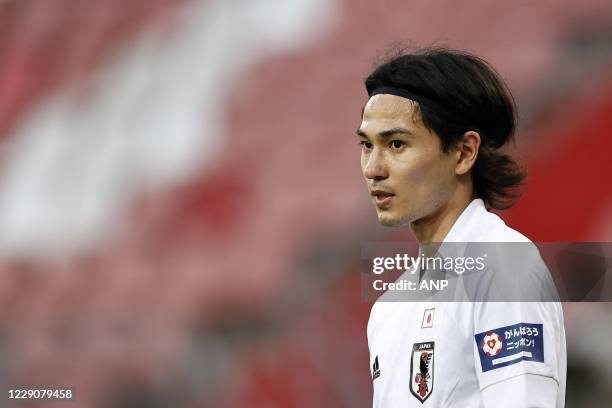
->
xmin=364 ymin=47 xmax=526 ymax=210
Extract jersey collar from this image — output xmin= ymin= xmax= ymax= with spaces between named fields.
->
xmin=442 ymin=198 xmax=488 ymax=243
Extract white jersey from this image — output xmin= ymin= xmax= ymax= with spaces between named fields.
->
xmin=367 ymin=199 xmax=566 ymax=407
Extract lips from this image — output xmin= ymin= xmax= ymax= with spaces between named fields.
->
xmin=371 ymin=189 xmax=394 ymax=210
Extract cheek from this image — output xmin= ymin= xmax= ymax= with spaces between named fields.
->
xmin=399 ymin=150 xmax=443 ymax=183
xmin=397 ymin=150 xmax=454 ymax=198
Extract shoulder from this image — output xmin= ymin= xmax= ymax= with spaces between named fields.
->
xmin=475 ymin=205 xmax=531 ymax=243
xmin=444 ymin=199 xmax=531 ymax=243
xmin=459 ymin=202 xmax=560 ymax=301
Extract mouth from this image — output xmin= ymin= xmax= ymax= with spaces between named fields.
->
xmin=371 ymin=189 xmax=395 ymax=210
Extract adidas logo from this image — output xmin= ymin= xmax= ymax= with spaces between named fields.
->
xmin=372 ymin=356 xmax=381 ymax=380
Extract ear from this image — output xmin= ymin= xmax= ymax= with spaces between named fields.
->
xmin=455 ymin=130 xmax=481 ymax=175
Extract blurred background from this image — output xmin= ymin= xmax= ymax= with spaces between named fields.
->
xmin=0 ymin=0 xmax=610 ymax=406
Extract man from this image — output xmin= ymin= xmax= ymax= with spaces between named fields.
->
xmin=358 ymin=48 xmax=566 ymax=407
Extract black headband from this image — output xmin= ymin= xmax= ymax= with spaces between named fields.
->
xmin=368 ymin=86 xmax=464 ymax=124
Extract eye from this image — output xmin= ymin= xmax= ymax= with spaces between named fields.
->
xmin=390 ymin=140 xmax=406 ymax=149
xmin=359 ymin=140 xmax=373 ymax=150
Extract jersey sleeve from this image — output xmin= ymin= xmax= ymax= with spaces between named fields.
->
xmin=472 ymin=301 xmax=566 ymax=399
xmin=481 ymin=373 xmax=560 ymax=408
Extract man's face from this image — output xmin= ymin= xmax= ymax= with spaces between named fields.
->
xmin=358 ymin=94 xmax=458 ymax=227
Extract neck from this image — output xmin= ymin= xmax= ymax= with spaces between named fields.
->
xmin=410 ymin=190 xmax=474 ymax=244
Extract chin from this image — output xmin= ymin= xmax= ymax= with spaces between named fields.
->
xmin=377 ymin=211 xmax=410 ymax=227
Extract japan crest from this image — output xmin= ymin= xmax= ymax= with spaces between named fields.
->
xmin=410 ymin=342 xmax=434 ymax=403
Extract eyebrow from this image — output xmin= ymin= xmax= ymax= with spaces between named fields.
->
xmin=356 ymin=127 xmax=414 ymax=138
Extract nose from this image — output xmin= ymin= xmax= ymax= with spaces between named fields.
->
xmin=363 ymin=148 xmax=389 ymax=181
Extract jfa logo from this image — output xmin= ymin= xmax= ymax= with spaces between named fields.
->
xmin=410 ymin=342 xmax=434 ymax=402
